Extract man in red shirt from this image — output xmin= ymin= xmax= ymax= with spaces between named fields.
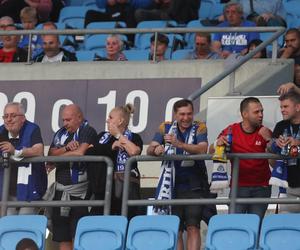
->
xmin=0 ymin=16 xmax=27 ymax=63
xmin=211 ymin=97 xmax=272 ymax=219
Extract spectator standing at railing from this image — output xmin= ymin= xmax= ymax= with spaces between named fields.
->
xmin=187 ymin=32 xmax=222 ymax=60
xmin=0 ymin=16 xmax=27 ymax=63
xmin=280 ymin=28 xmax=300 ymax=87
xmin=269 ymin=91 xmax=300 ymax=213
xmin=147 ymin=99 xmax=210 ymax=250
xmin=87 ymin=103 xmax=143 ymax=217
xmin=46 ymin=104 xmax=97 ymax=250
xmin=210 ymin=97 xmax=272 ymax=220
xmin=212 ymin=1 xmax=260 ymax=58
xmin=0 ymin=102 xmax=47 ymax=215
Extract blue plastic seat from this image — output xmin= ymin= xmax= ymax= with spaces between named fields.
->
xmin=283 ymin=0 xmax=300 ymax=28
xmin=59 ymin=6 xmax=98 ymax=29
xmin=199 ymin=0 xmax=216 ymax=19
xmin=134 ymin=20 xmax=177 ymax=49
xmin=259 ymin=214 xmax=300 ymax=250
xmin=85 ymin=21 xmax=127 ymax=39
xmin=171 ymin=49 xmax=193 ymax=60
xmin=126 ymin=215 xmax=180 ymax=250
xmin=123 ymin=49 xmax=149 ymax=61
xmin=205 ymin=214 xmax=260 ymax=250
xmin=74 ymin=215 xmax=128 ymax=250
xmin=76 ymin=50 xmax=96 ymax=61
xmin=0 ymin=215 xmax=47 ymax=250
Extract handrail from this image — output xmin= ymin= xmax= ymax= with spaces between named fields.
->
xmin=0 ymin=155 xmax=114 ymax=217
xmin=121 ymin=153 xmax=300 ymax=217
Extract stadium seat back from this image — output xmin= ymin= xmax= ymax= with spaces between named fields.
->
xmin=205 ymin=214 xmax=260 ymax=250
xmin=171 ymin=49 xmax=193 ymax=60
xmin=126 ymin=215 xmax=180 ymax=250
xmin=0 ymin=215 xmax=47 ymax=250
xmin=123 ymin=49 xmax=149 ymax=61
xmin=259 ymin=214 xmax=300 ymax=250
xmin=74 ymin=215 xmax=128 ymax=250
xmin=199 ymin=0 xmax=216 ymax=19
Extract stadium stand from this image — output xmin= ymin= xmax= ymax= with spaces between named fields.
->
xmin=74 ymin=215 xmax=128 ymax=250
xmin=123 ymin=49 xmax=149 ymax=61
xmin=0 ymin=215 xmax=47 ymax=250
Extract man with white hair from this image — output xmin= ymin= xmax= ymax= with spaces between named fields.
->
xmin=0 ymin=102 xmax=47 ymax=215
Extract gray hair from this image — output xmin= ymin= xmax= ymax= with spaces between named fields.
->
xmin=106 ymin=34 xmax=124 ymax=50
xmin=224 ymin=1 xmax=243 ymax=14
xmin=4 ymin=102 xmax=26 ymax=115
xmin=0 ymin=16 xmax=14 ymax=25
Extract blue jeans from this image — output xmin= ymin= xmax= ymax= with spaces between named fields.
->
xmin=231 ymin=186 xmax=271 ymax=220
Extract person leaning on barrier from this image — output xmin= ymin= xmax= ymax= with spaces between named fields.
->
xmin=268 ymin=90 xmax=300 ymax=213
xmin=0 ymin=102 xmax=47 ymax=215
xmin=46 ymin=104 xmax=97 ymax=250
xmin=87 ymin=103 xmax=143 ymax=218
xmin=147 ymin=99 xmax=211 ymax=250
xmin=210 ymin=97 xmax=272 ymax=220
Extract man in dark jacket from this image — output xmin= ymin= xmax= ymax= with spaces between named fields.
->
xmin=35 ymin=34 xmax=77 ymax=62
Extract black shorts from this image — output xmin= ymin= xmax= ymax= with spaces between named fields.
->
xmin=51 ymin=191 xmax=89 ymax=242
xmin=172 ymin=189 xmax=205 ymax=231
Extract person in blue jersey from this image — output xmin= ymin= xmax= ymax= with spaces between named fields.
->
xmin=47 ymin=104 xmax=97 ymax=250
xmin=147 ymin=99 xmax=210 ymax=250
xmin=212 ymin=1 xmax=260 ymax=58
xmin=0 ymin=102 xmax=47 ymax=215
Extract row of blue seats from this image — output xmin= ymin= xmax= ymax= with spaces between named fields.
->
xmin=1 ymin=213 xmax=299 ymax=250
xmin=0 ymin=214 xmax=180 ymax=250
xmin=206 ymin=213 xmax=300 ymax=250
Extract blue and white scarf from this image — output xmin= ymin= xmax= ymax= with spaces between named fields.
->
xmin=53 ymin=120 xmax=89 ymax=184
xmin=269 ymin=159 xmax=288 ymax=188
xmin=99 ymin=129 xmax=133 ymax=172
xmin=154 ymin=121 xmax=197 ymax=215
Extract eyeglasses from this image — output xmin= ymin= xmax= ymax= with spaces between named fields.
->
xmin=2 ymin=113 xmax=24 ymax=120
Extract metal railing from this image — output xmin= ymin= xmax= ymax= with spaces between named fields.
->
xmin=121 ymin=153 xmax=300 ymax=217
xmin=0 ymin=156 xmax=113 ymax=217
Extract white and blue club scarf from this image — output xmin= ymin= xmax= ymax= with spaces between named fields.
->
xmin=99 ymin=129 xmax=133 ymax=172
xmin=53 ymin=120 xmax=89 ymax=184
xmin=154 ymin=120 xmax=197 ymax=215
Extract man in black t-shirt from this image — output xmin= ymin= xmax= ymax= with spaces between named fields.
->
xmin=48 ymin=104 xmax=97 ymax=250
xmin=270 ymin=90 xmax=300 ymax=212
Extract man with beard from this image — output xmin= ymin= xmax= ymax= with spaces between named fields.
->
xmin=35 ymin=33 xmax=77 ymax=62
xmin=280 ymin=28 xmax=300 ymax=87
xmin=269 ymin=91 xmax=300 ymax=212
xmin=0 ymin=16 xmax=27 ymax=63
xmin=211 ymin=97 xmax=272 ymax=219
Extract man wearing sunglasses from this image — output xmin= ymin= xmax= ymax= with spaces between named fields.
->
xmin=0 ymin=102 xmax=47 ymax=215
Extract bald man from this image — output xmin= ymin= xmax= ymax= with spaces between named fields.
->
xmin=48 ymin=104 xmax=97 ymax=250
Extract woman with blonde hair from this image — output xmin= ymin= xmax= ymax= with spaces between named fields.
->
xmin=87 ymin=103 xmax=143 ymax=217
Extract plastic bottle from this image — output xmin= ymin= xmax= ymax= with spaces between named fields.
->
xmin=225 ymin=126 xmax=232 ymax=153
xmin=281 ymin=128 xmax=289 ymax=156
